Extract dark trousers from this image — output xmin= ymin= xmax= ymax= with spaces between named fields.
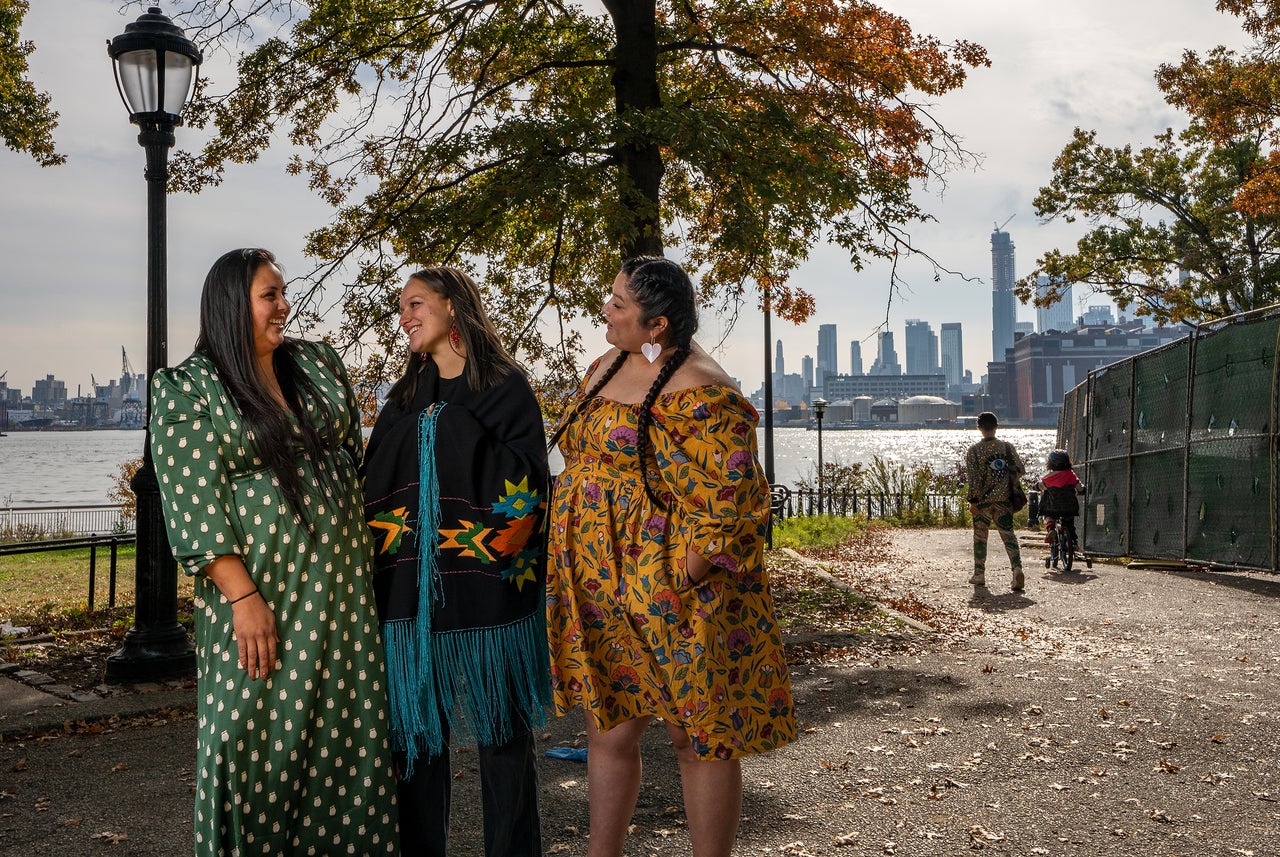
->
xmin=398 ymin=728 xmax=542 ymax=857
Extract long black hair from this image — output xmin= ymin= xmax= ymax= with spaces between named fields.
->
xmin=386 ymin=266 xmax=522 ymax=410
xmin=193 ymin=248 xmax=331 ymax=522
xmin=577 ymin=256 xmax=699 ymax=507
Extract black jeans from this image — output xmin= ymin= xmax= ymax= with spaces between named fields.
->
xmin=398 ymin=727 xmax=542 ymax=857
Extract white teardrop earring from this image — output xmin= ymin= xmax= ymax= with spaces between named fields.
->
xmin=641 ymin=334 xmax=662 ymax=363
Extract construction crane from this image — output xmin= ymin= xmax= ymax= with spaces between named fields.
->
xmin=994 ymin=214 xmax=1015 ymax=232
xmin=122 ymin=347 xmax=135 ymax=398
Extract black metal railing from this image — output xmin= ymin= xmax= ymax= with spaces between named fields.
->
xmin=772 ymin=487 xmax=967 ymax=522
xmin=0 ymin=533 xmax=133 ymax=611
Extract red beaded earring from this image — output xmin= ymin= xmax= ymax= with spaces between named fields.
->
xmin=449 ymin=322 xmax=461 ymax=349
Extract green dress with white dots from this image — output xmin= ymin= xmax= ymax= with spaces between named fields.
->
xmin=150 ymin=339 xmax=399 ymax=856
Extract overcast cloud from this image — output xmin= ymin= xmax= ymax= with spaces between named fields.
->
xmin=0 ymin=0 xmax=1253 ymax=396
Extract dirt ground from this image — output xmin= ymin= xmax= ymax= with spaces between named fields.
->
xmin=2 ymin=527 xmax=1277 ymax=855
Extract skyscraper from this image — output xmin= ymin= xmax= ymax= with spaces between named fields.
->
xmin=775 ymin=339 xmax=785 ymax=380
xmin=849 ymin=340 xmax=863 ymax=376
xmin=991 ymin=226 xmax=1017 ymax=363
xmin=940 ymin=322 xmax=964 ymax=387
xmin=817 ymin=324 xmax=838 ymax=384
xmin=1035 ymin=274 xmax=1075 ymax=332
xmin=869 ymin=331 xmax=902 ymax=376
xmin=801 ymin=355 xmax=814 ymax=390
xmin=904 ymin=319 xmax=939 ymax=375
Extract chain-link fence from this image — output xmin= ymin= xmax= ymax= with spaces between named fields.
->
xmin=1060 ymin=307 xmax=1279 ymax=571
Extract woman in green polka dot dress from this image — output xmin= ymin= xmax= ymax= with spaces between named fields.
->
xmin=150 ymin=248 xmax=400 ymax=855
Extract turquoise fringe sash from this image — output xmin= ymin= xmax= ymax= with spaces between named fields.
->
xmin=382 ymin=404 xmax=550 ymax=778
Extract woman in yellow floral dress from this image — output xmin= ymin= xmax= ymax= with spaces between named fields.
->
xmin=547 ymin=256 xmax=795 ymax=857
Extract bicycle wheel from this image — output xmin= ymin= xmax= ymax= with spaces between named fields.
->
xmin=1061 ymin=531 xmax=1075 ymax=572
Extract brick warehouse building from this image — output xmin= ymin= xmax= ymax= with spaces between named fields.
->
xmin=988 ymin=323 xmax=1189 ymax=425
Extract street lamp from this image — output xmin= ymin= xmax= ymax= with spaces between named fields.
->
xmin=813 ymin=397 xmax=827 ymax=515
xmin=105 ymin=6 xmax=202 ymax=681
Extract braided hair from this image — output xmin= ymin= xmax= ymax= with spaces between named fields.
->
xmin=550 ymin=257 xmax=699 ymax=507
xmin=621 ymin=256 xmax=699 ymax=507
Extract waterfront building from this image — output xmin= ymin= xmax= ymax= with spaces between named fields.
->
xmin=869 ymin=331 xmax=902 ymax=376
xmin=31 ymin=375 xmax=67 ymax=406
xmin=991 ymin=226 xmax=1017 ymax=366
xmin=940 ymin=322 xmax=964 ymax=387
xmin=898 ymin=395 xmax=961 ymax=425
xmin=998 ymin=322 xmax=1189 ymax=424
xmin=824 ymin=372 xmax=945 ymax=400
xmin=1036 ymin=275 xmax=1075 ymax=333
xmin=848 ymin=341 xmax=863 ymax=376
xmin=1080 ymin=304 xmax=1115 ymax=326
xmin=904 ymin=319 xmax=940 ymax=375
xmin=801 ymin=355 xmax=814 ymax=391
xmin=817 ymin=324 xmax=838 ymax=384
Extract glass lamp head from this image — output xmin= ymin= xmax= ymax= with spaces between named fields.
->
xmin=108 ymin=6 xmax=203 ymax=123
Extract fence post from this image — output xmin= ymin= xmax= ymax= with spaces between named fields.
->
xmin=109 ymin=537 xmax=119 ymax=610
xmin=88 ymin=536 xmax=97 ymax=613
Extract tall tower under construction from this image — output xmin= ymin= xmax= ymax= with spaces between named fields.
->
xmin=991 ymin=226 xmax=1017 ymax=364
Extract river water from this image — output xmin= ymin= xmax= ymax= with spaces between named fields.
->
xmin=0 ymin=427 xmax=1058 ymax=507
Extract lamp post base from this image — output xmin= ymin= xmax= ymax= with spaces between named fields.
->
xmin=105 ymin=623 xmax=195 ymax=682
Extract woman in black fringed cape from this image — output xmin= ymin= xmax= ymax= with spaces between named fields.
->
xmin=363 ymin=266 xmax=550 ymax=857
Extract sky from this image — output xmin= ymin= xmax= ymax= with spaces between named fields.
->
xmin=0 ymin=0 xmax=1256 ymax=397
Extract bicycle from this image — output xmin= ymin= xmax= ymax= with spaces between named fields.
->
xmin=1041 ymin=515 xmax=1092 ymax=572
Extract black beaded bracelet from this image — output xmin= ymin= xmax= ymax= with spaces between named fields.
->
xmin=228 ymin=589 xmax=259 ymax=605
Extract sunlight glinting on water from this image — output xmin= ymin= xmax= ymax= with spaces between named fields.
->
xmin=0 ymin=426 xmax=1061 ymax=507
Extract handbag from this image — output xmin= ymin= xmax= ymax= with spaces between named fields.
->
xmin=1009 ymin=476 xmax=1027 ymax=512
xmin=1006 ymin=441 xmax=1027 ymax=512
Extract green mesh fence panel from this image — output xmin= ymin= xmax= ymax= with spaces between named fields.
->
xmin=1189 ymin=316 xmax=1277 ymax=444
xmin=1132 ymin=338 xmax=1190 ymax=454
xmin=1059 ymin=387 xmax=1085 ymax=460
xmin=1128 ymin=449 xmax=1186 ymax=559
xmin=1082 ymin=456 xmax=1128 ymax=557
xmin=1062 ymin=308 xmax=1280 ymax=571
xmin=1088 ymin=359 xmax=1133 ymax=462
xmin=1186 ymin=436 xmax=1272 ymax=568
xmin=1069 ymin=386 xmax=1087 ymax=459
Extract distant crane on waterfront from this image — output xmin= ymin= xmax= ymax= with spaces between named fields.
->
xmin=121 ymin=348 xmax=136 ymax=399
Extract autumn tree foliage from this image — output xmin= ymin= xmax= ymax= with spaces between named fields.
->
xmin=0 ymin=0 xmax=62 ymax=166
xmin=1022 ymin=0 xmax=1280 ymax=325
xmin=1158 ymin=0 xmax=1280 ymax=217
xmin=166 ymin=0 xmax=986 ymax=394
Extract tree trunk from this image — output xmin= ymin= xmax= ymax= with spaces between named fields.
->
xmin=603 ymin=0 xmax=665 ymax=260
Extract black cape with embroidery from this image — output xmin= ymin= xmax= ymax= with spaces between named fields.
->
xmin=363 ymin=360 xmax=550 ymax=770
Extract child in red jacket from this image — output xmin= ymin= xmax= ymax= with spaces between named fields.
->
xmin=1036 ymin=449 xmax=1084 ymax=568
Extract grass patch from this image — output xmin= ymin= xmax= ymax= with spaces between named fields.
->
xmin=0 ymin=545 xmax=194 ymax=633
xmin=773 ymin=514 xmax=870 ymax=551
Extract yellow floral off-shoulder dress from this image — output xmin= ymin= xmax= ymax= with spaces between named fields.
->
xmin=547 ymin=376 xmax=795 ymax=760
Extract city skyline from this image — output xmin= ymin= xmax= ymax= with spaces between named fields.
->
xmin=0 ymin=1 xmax=1253 ymax=395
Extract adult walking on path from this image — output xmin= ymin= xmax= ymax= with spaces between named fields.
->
xmin=965 ymin=411 xmax=1025 ymax=592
